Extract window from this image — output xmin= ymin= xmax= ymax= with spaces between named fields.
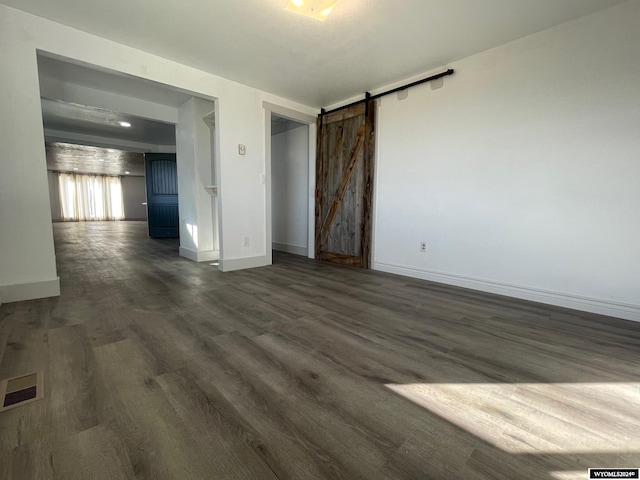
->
xmin=58 ymin=172 xmax=124 ymax=221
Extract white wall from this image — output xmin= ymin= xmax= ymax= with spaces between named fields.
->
xmin=0 ymin=5 xmax=317 ymax=302
xmin=0 ymin=11 xmax=59 ymax=303
xmin=176 ymin=97 xmax=217 ymax=262
xmin=271 ymin=124 xmax=309 ymax=255
xmin=121 ymin=175 xmax=147 ymax=220
xmin=371 ymin=0 xmax=640 ymax=321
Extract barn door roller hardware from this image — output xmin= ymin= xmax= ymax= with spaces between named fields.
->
xmin=321 ymin=69 xmax=455 ymax=116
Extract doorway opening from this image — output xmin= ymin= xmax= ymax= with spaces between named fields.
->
xmin=271 ymin=114 xmax=309 ymax=257
xmin=264 ymin=103 xmax=316 ymax=265
xmin=37 ymin=53 xmax=221 ymax=277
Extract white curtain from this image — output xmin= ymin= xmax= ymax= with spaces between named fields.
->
xmin=58 ymin=172 xmax=125 ymax=221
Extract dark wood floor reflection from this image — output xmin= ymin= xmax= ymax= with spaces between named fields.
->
xmin=1 ymin=221 xmax=639 ymax=479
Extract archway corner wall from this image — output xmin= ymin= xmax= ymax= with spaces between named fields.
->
xmin=0 ymin=4 xmax=317 ymax=299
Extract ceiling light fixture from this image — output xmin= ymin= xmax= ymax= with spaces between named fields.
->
xmin=125 ymin=171 xmax=130 ymax=174
xmin=118 ymin=121 xmax=131 ymax=127
xmin=285 ymin=0 xmax=340 ymax=20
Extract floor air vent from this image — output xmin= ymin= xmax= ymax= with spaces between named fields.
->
xmin=0 ymin=371 xmax=43 ymax=412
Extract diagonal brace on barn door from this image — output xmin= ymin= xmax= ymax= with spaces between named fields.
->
xmin=320 ymin=121 xmax=366 ymax=245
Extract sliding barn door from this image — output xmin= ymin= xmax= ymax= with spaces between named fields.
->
xmin=315 ymin=101 xmax=375 ymax=267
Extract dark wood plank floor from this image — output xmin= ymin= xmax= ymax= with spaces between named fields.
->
xmin=1 ymin=221 xmax=639 ymax=479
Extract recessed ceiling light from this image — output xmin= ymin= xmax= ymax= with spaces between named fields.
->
xmin=73 ymin=167 xmax=78 ymax=170
xmin=118 ymin=121 xmax=131 ymax=128
xmin=125 ymin=171 xmax=130 ymax=174
xmin=285 ymin=0 xmax=340 ymax=20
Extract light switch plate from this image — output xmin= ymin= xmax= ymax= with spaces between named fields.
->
xmin=238 ymin=144 xmax=246 ymax=155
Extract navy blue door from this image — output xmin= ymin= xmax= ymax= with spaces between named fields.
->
xmin=145 ymin=153 xmax=179 ymax=238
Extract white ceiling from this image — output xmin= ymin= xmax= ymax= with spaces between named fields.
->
xmin=38 ymin=55 xmax=195 ymax=108
xmin=3 ymin=0 xmax=627 ymax=106
xmin=38 ymin=55 xmax=181 ymax=149
xmin=272 ymin=114 xmax=306 ymax=136
xmin=41 ymin=99 xmax=176 ymax=145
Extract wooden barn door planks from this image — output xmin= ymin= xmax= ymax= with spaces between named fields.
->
xmin=315 ymin=101 xmax=375 ymax=268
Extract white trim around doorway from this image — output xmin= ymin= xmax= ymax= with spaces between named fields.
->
xmin=263 ymin=102 xmax=317 ymax=264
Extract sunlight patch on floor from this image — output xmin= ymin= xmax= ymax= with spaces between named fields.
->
xmin=386 ymin=382 xmax=640 ymax=454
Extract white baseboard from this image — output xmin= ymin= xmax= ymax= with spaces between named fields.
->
xmin=219 ymin=255 xmax=269 ymax=272
xmin=179 ymin=247 xmax=220 ymax=263
xmin=272 ymin=242 xmax=308 ymax=256
xmin=0 ymin=278 xmax=61 ymax=304
xmin=373 ymin=262 xmax=640 ymax=323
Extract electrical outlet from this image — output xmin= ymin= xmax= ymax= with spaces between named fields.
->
xmin=420 ymin=242 xmax=427 ymax=253
xmin=243 ymin=235 xmax=251 ymax=247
